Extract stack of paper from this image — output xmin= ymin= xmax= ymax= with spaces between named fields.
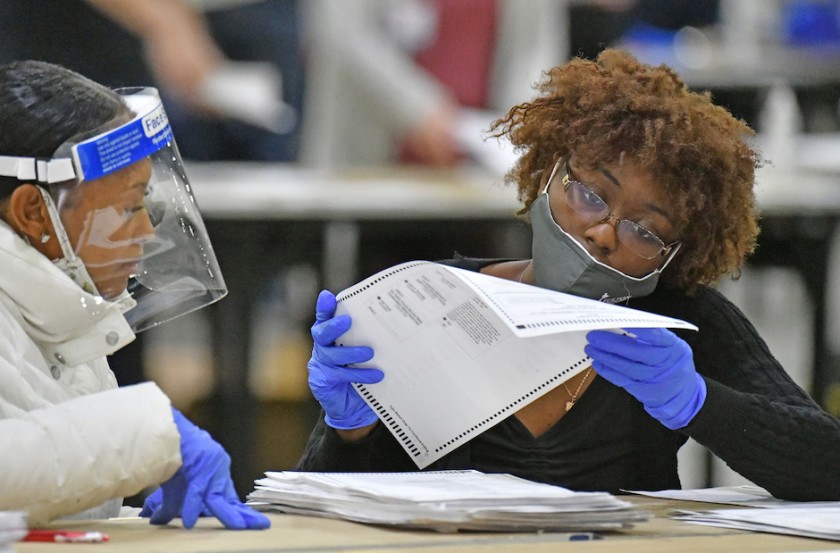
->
xmin=247 ymin=470 xmax=649 ymax=532
xmin=0 ymin=512 xmax=26 ymax=553
xmin=627 ymin=486 xmax=840 ymax=541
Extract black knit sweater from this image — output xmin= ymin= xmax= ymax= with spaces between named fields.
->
xmin=297 ymin=258 xmax=840 ymax=500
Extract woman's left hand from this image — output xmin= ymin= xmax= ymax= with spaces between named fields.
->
xmin=585 ymin=327 xmax=706 ymax=430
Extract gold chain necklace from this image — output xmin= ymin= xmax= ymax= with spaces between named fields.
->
xmin=518 ymin=262 xmax=592 ymax=412
xmin=562 ymin=368 xmax=592 ymax=411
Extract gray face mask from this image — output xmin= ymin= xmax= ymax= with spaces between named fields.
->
xmin=529 ymin=191 xmax=679 ymax=303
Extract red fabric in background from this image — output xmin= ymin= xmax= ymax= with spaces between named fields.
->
xmin=413 ymin=0 xmax=498 ymax=109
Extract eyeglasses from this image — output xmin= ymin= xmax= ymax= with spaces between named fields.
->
xmin=550 ymin=161 xmax=679 ymax=260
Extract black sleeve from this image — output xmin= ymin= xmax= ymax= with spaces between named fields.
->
xmin=295 ymin=413 xmax=419 ymax=472
xmin=665 ymin=287 xmax=840 ymax=500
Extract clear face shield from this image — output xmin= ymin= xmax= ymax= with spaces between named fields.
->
xmin=8 ymin=87 xmax=226 ymax=332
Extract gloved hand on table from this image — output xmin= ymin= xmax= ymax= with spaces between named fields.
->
xmin=584 ymin=327 xmax=706 ymax=430
xmin=308 ymin=289 xmax=384 ymax=430
xmin=139 ymin=408 xmax=270 ymax=530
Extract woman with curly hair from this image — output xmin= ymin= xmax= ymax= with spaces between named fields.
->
xmin=298 ymin=49 xmax=840 ymax=500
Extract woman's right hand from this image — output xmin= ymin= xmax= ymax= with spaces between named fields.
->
xmin=140 ymin=408 xmax=270 ymax=530
xmin=308 ymin=290 xmax=384 ymax=431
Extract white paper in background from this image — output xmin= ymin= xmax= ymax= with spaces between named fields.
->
xmin=335 ymin=261 xmax=697 ymax=469
xmin=199 ymin=61 xmax=296 ymax=134
xmin=454 ymin=108 xmax=518 ymax=177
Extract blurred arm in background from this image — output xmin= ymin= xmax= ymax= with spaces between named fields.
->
xmin=85 ymin=0 xmax=225 ymax=113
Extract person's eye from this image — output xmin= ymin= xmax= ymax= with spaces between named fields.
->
xmin=126 ymin=205 xmax=147 ymax=216
xmin=578 ymin=184 xmax=604 ymax=207
xmin=631 ymin=223 xmax=660 ymax=242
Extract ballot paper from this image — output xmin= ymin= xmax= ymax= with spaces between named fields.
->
xmin=674 ymin=506 xmax=840 ymax=541
xmin=248 ymin=470 xmax=649 ymax=532
xmin=335 ymin=261 xmax=698 ymax=468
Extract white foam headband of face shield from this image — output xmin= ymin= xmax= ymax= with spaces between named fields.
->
xmin=0 ymin=156 xmax=75 ymax=184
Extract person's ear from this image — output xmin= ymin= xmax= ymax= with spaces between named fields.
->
xmin=5 ymin=184 xmax=61 ymax=258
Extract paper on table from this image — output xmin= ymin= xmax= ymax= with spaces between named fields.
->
xmin=674 ymin=506 xmax=840 ymax=541
xmin=627 ymin=485 xmax=779 ymax=506
xmin=248 ymin=470 xmax=649 ymax=532
xmin=627 ymin=485 xmax=840 ymax=509
xmin=336 ymin=261 xmax=697 ymax=468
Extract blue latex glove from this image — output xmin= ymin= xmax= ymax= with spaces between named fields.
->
xmin=584 ymin=327 xmax=706 ymax=430
xmin=308 ymin=289 xmax=384 ymax=429
xmin=139 ymin=408 xmax=270 ymax=530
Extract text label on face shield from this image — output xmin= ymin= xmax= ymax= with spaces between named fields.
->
xmin=72 ymin=102 xmax=173 ymax=182
xmin=142 ymin=105 xmax=170 ymax=141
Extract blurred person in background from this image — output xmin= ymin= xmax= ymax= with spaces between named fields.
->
xmin=298 ymin=0 xmax=571 ymax=295
xmin=300 ymin=0 xmax=568 ymax=169
xmin=568 ymin=0 xmax=720 ymax=60
xmin=0 ymin=0 xmax=304 ymax=162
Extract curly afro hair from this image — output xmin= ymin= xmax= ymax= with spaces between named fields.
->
xmin=491 ymin=48 xmax=761 ymax=292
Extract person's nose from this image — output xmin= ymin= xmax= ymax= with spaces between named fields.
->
xmin=131 ymin=210 xmax=156 ymax=244
xmin=584 ymin=213 xmax=620 ymax=254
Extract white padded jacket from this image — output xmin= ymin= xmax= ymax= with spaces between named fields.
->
xmin=0 ymin=221 xmax=181 ymax=525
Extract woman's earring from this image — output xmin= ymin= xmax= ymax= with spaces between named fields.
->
xmin=39 ymin=233 xmax=50 ymax=244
